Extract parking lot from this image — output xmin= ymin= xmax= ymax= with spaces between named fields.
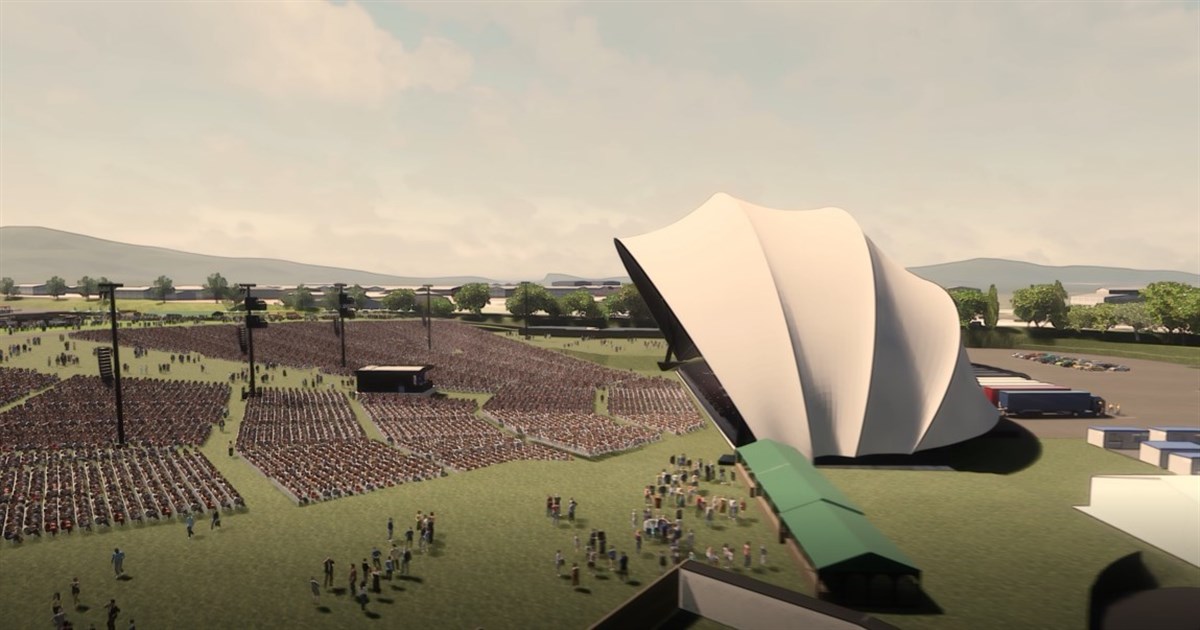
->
xmin=966 ymin=348 xmax=1200 ymax=438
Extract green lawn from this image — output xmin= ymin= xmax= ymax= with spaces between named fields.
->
xmin=1 ymin=296 xmax=240 ymax=315
xmin=2 ymin=328 xmax=1198 ymax=630
xmin=0 ymin=329 xmax=798 ymax=630
xmin=1013 ymin=338 xmax=1200 ymax=367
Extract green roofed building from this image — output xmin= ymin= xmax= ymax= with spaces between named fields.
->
xmin=737 ymin=439 xmax=922 ymax=606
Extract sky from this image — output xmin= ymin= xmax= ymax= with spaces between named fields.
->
xmin=1 ymin=1 xmax=1197 ymax=280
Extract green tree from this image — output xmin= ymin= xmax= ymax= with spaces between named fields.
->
xmin=417 ymin=295 xmax=456 ymax=318
xmin=1142 ymin=281 xmax=1200 ymax=335
xmin=1112 ymin=302 xmax=1153 ymax=341
xmin=506 ymin=282 xmax=560 ymax=317
xmin=76 ymin=276 xmax=98 ymax=301
xmin=382 ymin=289 xmax=418 ymax=312
xmin=1091 ymin=303 xmax=1118 ymax=331
xmin=453 ymin=283 xmax=492 ymax=314
xmin=96 ymin=277 xmax=111 ymax=304
xmin=151 ymin=275 xmax=175 ymax=303
xmin=45 ymin=276 xmax=68 ymax=300
xmin=603 ymin=283 xmax=651 ymax=321
xmin=1 ymin=277 xmax=17 ymax=300
xmin=984 ymin=284 xmax=999 ymax=329
xmin=1065 ymin=305 xmax=1096 ymax=331
xmin=559 ymin=289 xmax=602 ymax=318
xmin=348 ymin=284 xmax=369 ymax=309
xmin=284 ymin=285 xmax=316 ymax=311
xmin=948 ymin=288 xmax=989 ymax=327
xmin=1011 ymin=284 xmax=1068 ymax=328
xmin=204 ymin=273 xmax=231 ymax=303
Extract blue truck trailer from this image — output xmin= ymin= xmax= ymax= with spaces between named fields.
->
xmin=998 ymin=390 xmax=1104 ymax=418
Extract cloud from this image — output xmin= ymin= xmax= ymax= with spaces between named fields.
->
xmin=1 ymin=1 xmax=1196 ymax=280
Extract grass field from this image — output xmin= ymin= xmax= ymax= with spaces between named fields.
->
xmin=0 ymin=296 xmax=241 ymax=315
xmin=1 ymin=327 xmax=1198 ymax=630
xmin=1012 ymin=337 xmax=1200 ymax=367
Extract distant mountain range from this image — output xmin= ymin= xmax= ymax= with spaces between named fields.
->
xmin=1 ymin=226 xmax=1196 ymax=294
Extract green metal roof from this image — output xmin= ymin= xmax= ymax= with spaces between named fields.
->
xmin=737 ymin=439 xmax=862 ymax=514
xmin=738 ymin=439 xmax=919 ymax=576
xmin=779 ymin=501 xmax=919 ymax=575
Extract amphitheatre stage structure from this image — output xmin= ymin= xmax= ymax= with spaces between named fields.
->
xmin=614 ymin=193 xmax=999 ymax=459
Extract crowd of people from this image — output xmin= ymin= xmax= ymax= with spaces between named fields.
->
xmin=607 ymin=377 xmax=706 ymax=435
xmin=236 ymin=388 xmax=443 ymax=504
xmin=486 ymin=410 xmax=660 ymax=458
xmin=0 ymin=375 xmax=229 ymax=450
xmin=358 ymin=394 xmax=570 ymax=471
xmin=0 ymin=366 xmax=59 ymax=407
xmin=1 ymin=446 xmax=241 ymax=542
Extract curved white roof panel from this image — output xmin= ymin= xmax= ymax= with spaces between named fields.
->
xmin=615 ymin=193 xmax=998 ymax=459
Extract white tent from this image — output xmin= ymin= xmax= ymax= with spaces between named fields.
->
xmin=615 ymin=193 xmax=998 ymax=459
xmin=1076 ymin=475 xmax=1200 ymax=567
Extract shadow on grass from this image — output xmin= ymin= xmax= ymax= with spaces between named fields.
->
xmin=117 ymin=575 xmax=134 ymax=581
xmin=330 ymin=588 xmax=347 ymax=596
xmin=814 ymin=419 xmax=1041 ymax=475
xmin=574 ymin=587 xmax=591 ymax=594
xmin=75 ymin=605 xmax=90 ymax=612
xmin=376 ymin=597 xmax=394 ymax=604
xmin=827 ymin=577 xmax=943 ymax=615
xmin=1088 ymin=552 xmax=1157 ymax=629
xmin=396 ymin=576 xmax=423 ymax=584
xmin=316 ymin=606 xmax=332 ymax=614
xmin=365 ymin=611 xmax=381 ymax=619
xmin=594 ymin=574 xmax=610 ymax=581
xmin=389 ymin=585 xmax=406 ymax=592
xmin=626 ymin=580 xmax=642 ymax=587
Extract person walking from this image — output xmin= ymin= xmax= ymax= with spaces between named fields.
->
xmin=185 ymin=514 xmax=195 ymax=539
xmin=371 ymin=547 xmax=382 ymax=570
xmin=104 ymin=599 xmax=120 ymax=630
xmin=348 ymin=565 xmax=357 ymax=594
xmin=111 ymin=548 xmax=125 ymax=578
xmin=309 ymin=577 xmax=321 ymax=603
xmin=210 ymin=510 xmax=220 ymax=530
xmin=356 ymin=584 xmax=369 ymax=612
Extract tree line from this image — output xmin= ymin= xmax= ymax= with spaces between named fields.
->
xmin=948 ymin=281 xmax=1200 ymax=337
xmin=2 ymin=271 xmax=656 ymax=321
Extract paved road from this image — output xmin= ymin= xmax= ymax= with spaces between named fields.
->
xmin=966 ymin=348 xmax=1200 ymax=438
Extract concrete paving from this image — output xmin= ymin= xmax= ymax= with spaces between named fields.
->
xmin=966 ymin=348 xmax=1200 ymax=439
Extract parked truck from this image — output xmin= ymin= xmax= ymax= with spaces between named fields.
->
xmin=998 ymin=390 xmax=1105 ymax=418
xmin=981 ymin=384 xmax=1068 ymax=406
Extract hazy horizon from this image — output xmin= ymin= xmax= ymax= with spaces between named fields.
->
xmin=2 ymin=2 xmax=1197 ymax=278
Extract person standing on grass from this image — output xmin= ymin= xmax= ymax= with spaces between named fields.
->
xmin=323 ymin=557 xmax=335 ymax=588
xmin=574 ymin=533 xmax=581 ymax=555
xmin=743 ymin=542 xmax=752 ymax=568
xmin=104 ymin=599 xmax=120 ymax=630
xmin=210 ymin=510 xmax=220 ymax=530
xmin=401 ymin=546 xmax=412 ymax=576
xmin=309 ymin=577 xmax=321 ymax=604
xmin=568 ymin=498 xmax=577 ymax=522
xmin=760 ymin=544 xmax=767 ymax=567
xmin=348 ymin=565 xmax=357 ymax=594
xmin=70 ymin=577 xmax=81 ymax=608
xmin=619 ymin=552 xmax=629 ymax=582
xmin=111 ymin=548 xmax=125 ymax=577
xmin=387 ymin=517 xmax=394 ymax=541
xmin=635 ymin=530 xmax=642 ymax=554
xmin=371 ymin=547 xmax=382 ymax=570
xmin=405 ymin=527 xmax=414 ymax=547
xmin=555 ymin=550 xmax=564 ymax=576
xmin=185 ymin=514 xmax=194 ymax=539
xmin=570 ymin=563 xmax=580 ymax=587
